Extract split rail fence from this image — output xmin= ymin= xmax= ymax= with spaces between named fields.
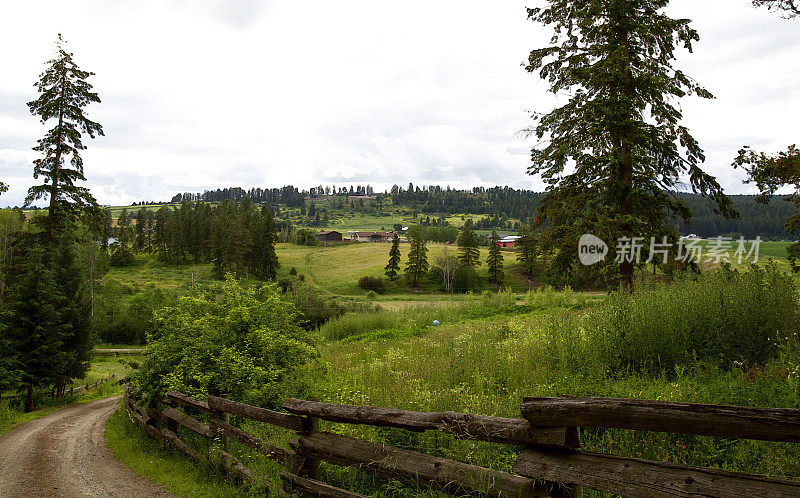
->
xmin=0 ymin=374 xmax=115 ymax=402
xmin=123 ymin=386 xmax=800 ymax=497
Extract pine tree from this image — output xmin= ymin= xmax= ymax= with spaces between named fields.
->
xmin=248 ymin=205 xmax=279 ymax=279
xmin=385 ymin=233 xmax=401 ymax=281
xmin=3 ymin=229 xmax=93 ymax=410
xmin=517 ymin=224 xmax=539 ymax=279
xmin=525 ymin=1 xmax=736 ymax=290
xmin=110 ymin=209 xmax=134 ymax=266
xmin=457 ymin=219 xmax=480 ymax=268
xmin=486 ymin=230 xmax=504 ymax=285
xmin=25 ymin=34 xmax=103 ymax=237
xmin=404 ymin=232 xmax=429 ymax=286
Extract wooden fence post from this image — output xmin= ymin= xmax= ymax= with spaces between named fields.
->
xmin=565 ymin=426 xmax=583 ymax=498
xmin=221 ymin=394 xmax=230 ymax=453
xmin=298 ymin=396 xmax=322 ymax=480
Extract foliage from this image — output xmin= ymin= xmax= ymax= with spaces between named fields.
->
xmin=2 ymin=228 xmax=94 ymax=409
xmin=404 ymin=231 xmax=430 ymax=286
xmin=524 ymin=285 xmax=589 ymax=309
xmin=25 ymin=34 xmax=103 ymax=235
xmin=734 ymin=145 xmax=800 ymax=270
xmin=294 ymin=228 xmax=319 ymax=246
xmin=541 ymin=265 xmax=798 ymax=375
xmin=135 ymin=276 xmax=318 ymax=407
xmin=753 ymin=0 xmax=799 ymax=17
xmin=453 ymin=265 xmax=481 ymax=293
xmin=0 ymin=208 xmax=24 ymax=296
xmin=456 ymin=218 xmax=480 ymax=268
xmin=283 ymin=278 xmax=347 ymax=330
xmin=516 ymin=224 xmax=538 ymax=279
xmin=486 ymin=230 xmax=503 ymax=284
xmin=94 ymin=281 xmax=174 ymax=344
xmin=525 ymin=0 xmax=735 ymax=289
xmin=357 ymin=276 xmax=386 ymax=294
xmin=384 ymin=234 xmax=401 ymax=281
xmin=432 ymin=247 xmax=459 ymax=293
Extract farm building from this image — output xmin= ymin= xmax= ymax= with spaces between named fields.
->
xmin=497 ymin=235 xmax=521 ymax=248
xmin=349 ymin=231 xmax=394 ymax=242
xmin=315 ymin=230 xmax=343 ymax=242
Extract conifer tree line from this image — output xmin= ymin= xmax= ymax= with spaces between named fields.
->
xmin=162 ymin=184 xmax=797 ymax=241
xmin=109 ymin=198 xmax=279 ymax=280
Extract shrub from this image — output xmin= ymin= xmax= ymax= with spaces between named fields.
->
xmin=525 ymin=285 xmax=589 ymax=309
xmin=358 ymin=276 xmax=386 ymax=293
xmin=294 ymin=229 xmax=319 ymax=246
xmin=288 ymin=279 xmax=344 ymax=330
xmin=541 ymin=264 xmax=799 ymax=375
xmin=134 ymin=276 xmax=318 ymax=407
xmin=453 ymin=266 xmax=481 ymax=293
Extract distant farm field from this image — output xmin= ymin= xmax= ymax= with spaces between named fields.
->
xmin=275 ymin=242 xmax=529 ymax=295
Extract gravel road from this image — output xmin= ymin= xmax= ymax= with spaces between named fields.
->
xmin=0 ymin=395 xmax=173 ymax=497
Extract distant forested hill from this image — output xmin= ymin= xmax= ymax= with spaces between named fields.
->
xmin=166 ymin=185 xmax=798 ymax=240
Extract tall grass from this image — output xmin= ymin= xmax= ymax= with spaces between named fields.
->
xmin=320 ymin=291 xmax=525 ymax=341
xmin=541 ymin=264 xmax=799 ymax=375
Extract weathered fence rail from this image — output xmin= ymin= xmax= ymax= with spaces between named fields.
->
xmin=123 ymin=386 xmax=800 ymax=497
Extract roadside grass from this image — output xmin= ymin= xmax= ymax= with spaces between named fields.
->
xmin=105 ymin=407 xmax=251 ymax=497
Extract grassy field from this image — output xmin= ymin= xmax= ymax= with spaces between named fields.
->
xmin=275 ymin=242 xmax=530 ymax=295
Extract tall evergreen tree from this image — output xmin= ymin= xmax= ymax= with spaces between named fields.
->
xmin=25 ymin=34 xmax=103 ymax=237
xmin=248 ymin=205 xmax=279 ymax=280
xmin=456 ymin=219 xmax=480 ymax=268
xmin=385 ymin=234 xmax=401 ymax=281
xmin=3 ymin=229 xmax=90 ymax=410
xmin=525 ymin=0 xmax=736 ymax=290
xmin=404 ymin=231 xmax=429 ymax=286
xmin=486 ymin=230 xmax=504 ymax=285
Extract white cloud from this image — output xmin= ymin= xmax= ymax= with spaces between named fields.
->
xmin=0 ymin=0 xmax=798 ymax=207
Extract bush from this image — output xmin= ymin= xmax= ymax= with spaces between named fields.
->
xmin=525 ymin=285 xmax=589 ymax=309
xmin=134 ymin=276 xmax=318 ymax=407
xmin=287 ymin=279 xmax=344 ymax=330
xmin=294 ymin=229 xmax=319 ymax=246
xmin=358 ymin=276 xmax=386 ymax=293
xmin=541 ymin=264 xmax=799 ymax=375
xmin=453 ymin=266 xmax=481 ymax=293
xmin=109 ymin=245 xmax=135 ymax=267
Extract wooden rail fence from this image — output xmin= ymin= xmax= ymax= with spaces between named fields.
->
xmin=0 ymin=374 xmax=116 ymax=402
xmin=123 ymin=387 xmax=800 ymax=497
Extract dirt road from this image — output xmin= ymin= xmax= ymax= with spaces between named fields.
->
xmin=0 ymin=395 xmax=172 ymax=497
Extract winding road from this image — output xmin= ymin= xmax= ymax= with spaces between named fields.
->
xmin=0 ymin=396 xmax=173 ymax=497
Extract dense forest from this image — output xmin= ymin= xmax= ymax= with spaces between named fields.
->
xmin=161 ymin=185 xmax=799 ymax=240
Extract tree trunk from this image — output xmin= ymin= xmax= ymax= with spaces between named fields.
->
xmin=47 ymin=72 xmax=67 ymax=239
xmin=26 ymin=384 xmax=33 ymax=413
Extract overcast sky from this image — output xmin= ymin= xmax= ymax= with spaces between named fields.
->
xmin=1 ymin=0 xmax=798 ymax=207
